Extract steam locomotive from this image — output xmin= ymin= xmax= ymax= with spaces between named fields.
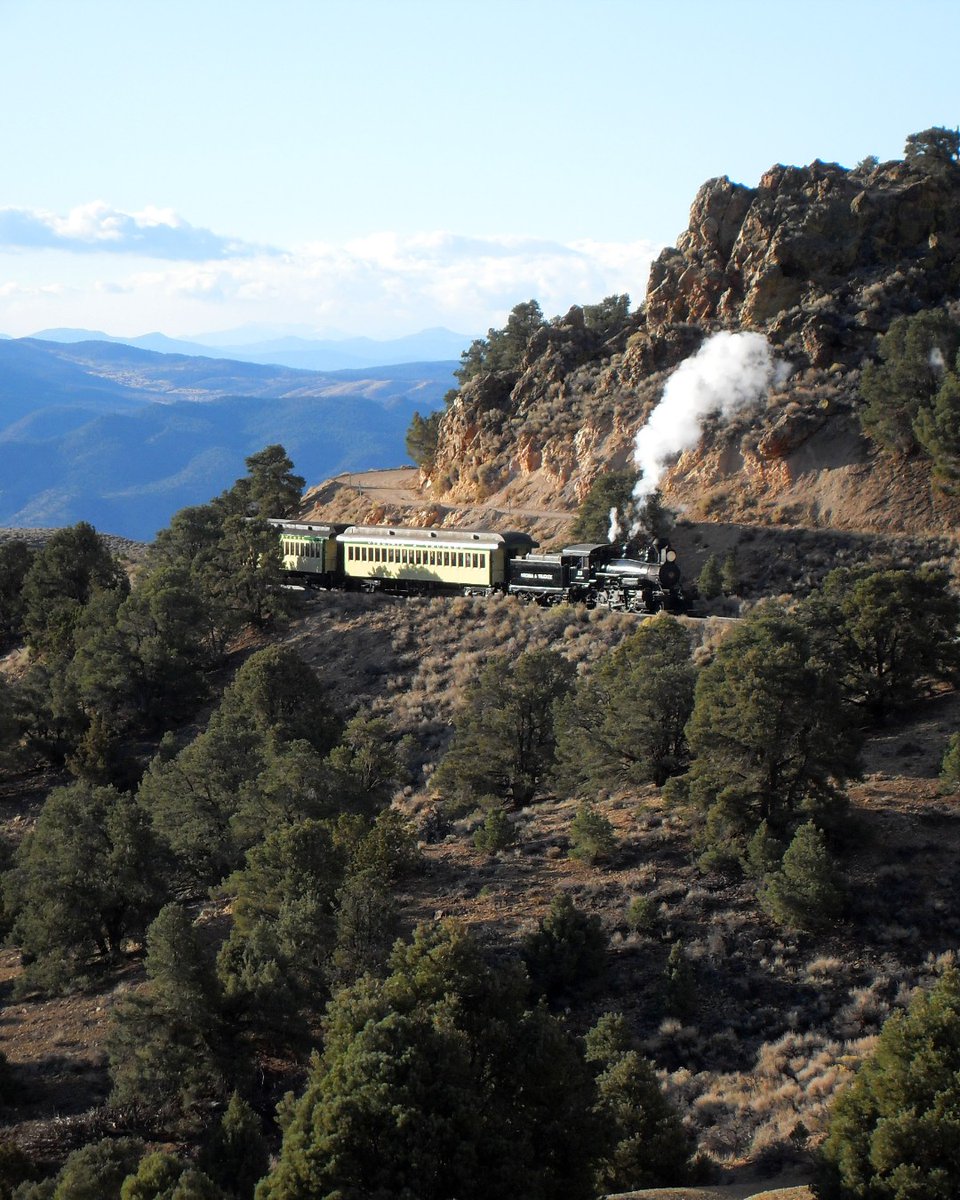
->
xmin=269 ymin=519 xmax=687 ymax=614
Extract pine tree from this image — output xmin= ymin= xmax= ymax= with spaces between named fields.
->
xmin=523 ymin=892 xmax=608 ymax=1003
xmin=256 ymin=921 xmax=602 ymax=1200
xmin=818 ymin=968 xmax=960 ymax=1199
xmin=432 ymin=649 xmax=576 ymax=808
xmin=200 ymin=1092 xmax=269 ymax=1200
xmin=680 ymin=604 xmax=859 ymax=856
xmin=568 ymin=801 xmax=618 ymax=865
xmin=107 ymin=905 xmax=235 ymax=1120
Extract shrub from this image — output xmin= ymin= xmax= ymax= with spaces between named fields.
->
xmin=568 ymin=802 xmax=618 ymax=865
xmin=625 ymin=895 xmax=658 ymax=934
xmin=759 ymin=822 xmax=844 ymax=931
xmin=473 ymin=805 xmax=517 ymax=855
xmin=523 ymin=892 xmax=608 ymax=1003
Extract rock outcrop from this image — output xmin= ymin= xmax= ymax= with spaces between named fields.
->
xmin=425 ymin=144 xmax=960 ymax=537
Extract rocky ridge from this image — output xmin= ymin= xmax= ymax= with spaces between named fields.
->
xmin=423 ymin=145 xmax=960 ymax=537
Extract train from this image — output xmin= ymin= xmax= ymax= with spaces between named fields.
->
xmin=268 ymin=518 xmax=687 ymax=614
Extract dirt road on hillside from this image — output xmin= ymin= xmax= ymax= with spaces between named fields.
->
xmin=334 ymin=467 xmax=573 ymax=521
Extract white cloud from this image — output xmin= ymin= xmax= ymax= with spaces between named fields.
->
xmin=0 ymin=222 xmax=663 ymax=339
xmin=0 ymin=202 xmax=273 ymax=260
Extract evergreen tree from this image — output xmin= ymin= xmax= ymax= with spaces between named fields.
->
xmin=218 ymin=646 xmax=341 ymax=755
xmin=256 ymin=921 xmax=602 ymax=1200
xmin=323 ymin=712 xmax=410 ymax=817
xmin=326 ymin=867 xmax=398 ymax=987
xmin=720 ymin=548 xmax=741 ymax=595
xmin=120 ymin=1153 xmax=226 ymax=1200
xmin=678 ymin=604 xmax=860 ymax=857
xmin=585 ymin=1012 xmax=695 ymax=1192
xmin=760 ymin=821 xmax=845 ymax=931
xmin=138 ymin=715 xmax=269 ymax=889
xmin=815 ymin=567 xmax=960 ymax=720
xmin=107 ymin=904 xmax=235 ymax=1121
xmin=216 ymin=819 xmax=344 ymax=1000
xmin=582 ymin=293 xmax=631 ymax=340
xmin=237 ymin=445 xmax=304 ymax=518
xmin=554 ymin=615 xmax=696 ymax=791
xmin=662 ymin=942 xmax=696 ymax=1019
xmin=431 ymin=648 xmax=576 ymax=808
xmin=940 ymin=731 xmax=960 ymax=792
xmin=904 ymin=125 xmax=960 ymax=167
xmin=404 ymin=410 xmax=442 ymax=469
xmin=5 ymin=784 xmax=165 ymax=992
xmin=913 ymin=369 xmax=960 ymax=488
xmin=523 ymin=892 xmax=608 ymax=1003
xmin=33 ymin=1137 xmax=144 ymax=1200
xmin=697 ymin=554 xmax=722 ymax=600
xmin=0 ymin=541 xmax=34 ymax=649
xmin=473 ymin=804 xmax=518 ymax=855
xmin=21 ymin=523 xmax=127 ymax=657
xmin=859 ymin=308 xmax=960 ymax=454
xmin=200 ymin=1092 xmax=270 ymax=1200
xmin=818 ymin=967 xmax=960 ymax=1199
xmin=568 ymin=801 xmax=618 ymax=865
xmin=570 ymin=470 xmax=636 ymax=543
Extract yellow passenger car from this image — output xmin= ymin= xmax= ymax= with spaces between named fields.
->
xmin=337 ymin=524 xmax=535 ymax=594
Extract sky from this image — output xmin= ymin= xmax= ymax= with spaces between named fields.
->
xmin=0 ymin=0 xmax=957 ymax=343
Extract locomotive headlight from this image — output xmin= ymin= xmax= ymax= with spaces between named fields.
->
xmin=666 ymin=550 xmax=677 ymax=562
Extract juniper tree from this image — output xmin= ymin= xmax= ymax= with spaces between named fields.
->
xmin=523 ymin=892 xmax=608 ymax=1003
xmin=568 ymin=801 xmax=618 ymax=865
xmin=21 ymin=522 xmax=127 ymax=657
xmin=256 ymin=921 xmax=602 ymax=1200
xmin=570 ymin=470 xmax=636 ymax=543
xmin=554 ymin=614 xmax=695 ymax=791
xmin=585 ymin=1012 xmax=695 ymax=1192
xmin=759 ymin=821 xmax=845 ymax=931
xmin=813 ymin=567 xmax=960 ymax=720
xmin=676 ymin=604 xmax=860 ymax=858
xmin=859 ymin=307 xmax=960 ymax=455
xmin=432 ymin=648 xmax=576 ymax=808
xmin=107 ymin=904 xmax=236 ymax=1121
xmin=5 ymin=784 xmax=165 ymax=992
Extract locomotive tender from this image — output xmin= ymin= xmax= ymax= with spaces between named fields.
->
xmin=269 ymin=519 xmax=686 ymax=613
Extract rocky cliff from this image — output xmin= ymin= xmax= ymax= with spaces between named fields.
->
xmin=426 ymin=141 xmax=960 ymax=536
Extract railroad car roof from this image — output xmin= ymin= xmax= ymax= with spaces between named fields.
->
xmin=339 ymin=524 xmax=536 ymax=551
xmin=268 ymin=519 xmax=346 ymax=537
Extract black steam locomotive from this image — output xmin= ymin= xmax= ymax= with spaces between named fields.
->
xmin=506 ymin=538 xmax=685 ymax=613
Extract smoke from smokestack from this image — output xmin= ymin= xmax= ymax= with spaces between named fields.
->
xmin=632 ymin=331 xmax=789 ymax=505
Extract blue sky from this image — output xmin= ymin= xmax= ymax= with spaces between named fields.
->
xmin=0 ymin=0 xmax=956 ymax=341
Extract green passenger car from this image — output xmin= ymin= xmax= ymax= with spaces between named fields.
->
xmin=269 ymin=519 xmax=346 ymax=586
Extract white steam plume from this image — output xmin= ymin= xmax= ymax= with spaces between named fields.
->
xmin=607 ymin=506 xmax=622 ymax=543
xmin=632 ymin=331 xmax=789 ymax=505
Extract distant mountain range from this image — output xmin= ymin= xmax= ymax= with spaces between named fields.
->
xmin=0 ymin=337 xmax=457 ymax=541
xmin=20 ymin=325 xmax=473 ymax=372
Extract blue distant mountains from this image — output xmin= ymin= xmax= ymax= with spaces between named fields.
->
xmin=0 ymin=336 xmax=460 ymax=541
xmin=26 ymin=325 xmax=472 ymax=372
